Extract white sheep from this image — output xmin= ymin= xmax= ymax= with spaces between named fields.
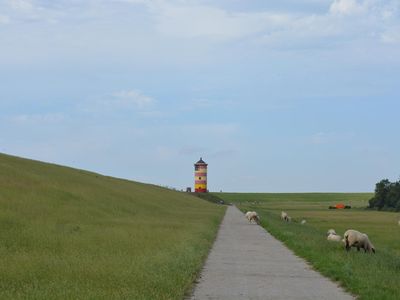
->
xmin=343 ymin=229 xmax=376 ymax=253
xmin=398 ymin=220 xmax=400 ymax=226
xmin=250 ymin=213 xmax=260 ymax=225
xmin=281 ymin=211 xmax=291 ymax=222
xmin=245 ymin=211 xmax=260 ymax=224
xmin=301 ymin=219 xmax=306 ymax=225
xmin=245 ymin=211 xmax=252 ymax=221
xmin=327 ymin=229 xmax=337 ymax=236
xmin=327 ymin=233 xmax=342 ymax=242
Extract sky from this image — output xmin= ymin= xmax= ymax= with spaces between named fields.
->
xmin=0 ymin=0 xmax=399 ymax=192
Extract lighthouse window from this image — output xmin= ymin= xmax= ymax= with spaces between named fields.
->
xmin=199 ymin=177 xmax=202 ymax=180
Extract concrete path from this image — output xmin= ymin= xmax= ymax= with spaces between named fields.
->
xmin=189 ymin=206 xmax=354 ymax=300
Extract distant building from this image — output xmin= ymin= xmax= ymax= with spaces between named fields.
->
xmin=194 ymin=157 xmax=208 ymax=193
xmin=186 ymin=187 xmax=192 ymax=193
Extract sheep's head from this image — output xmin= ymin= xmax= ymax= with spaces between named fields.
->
xmin=365 ymin=241 xmax=376 ymax=254
xmin=327 ymin=229 xmax=336 ymax=236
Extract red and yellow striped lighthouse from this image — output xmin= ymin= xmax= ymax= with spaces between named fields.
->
xmin=194 ymin=158 xmax=208 ymax=193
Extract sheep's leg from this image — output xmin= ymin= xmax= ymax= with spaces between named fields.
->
xmin=345 ymin=238 xmax=351 ymax=251
xmin=357 ymin=246 xmax=360 ymax=252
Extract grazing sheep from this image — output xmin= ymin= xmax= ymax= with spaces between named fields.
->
xmin=301 ymin=219 xmax=306 ymax=225
xmin=326 ymin=229 xmax=341 ymax=242
xmin=245 ymin=211 xmax=260 ymax=224
xmin=344 ymin=229 xmax=376 ymax=253
xmin=327 ymin=233 xmax=342 ymax=242
xmin=327 ymin=229 xmax=337 ymax=236
xmin=245 ymin=211 xmax=252 ymax=221
xmin=398 ymin=220 xmax=400 ymax=226
xmin=249 ymin=212 xmax=260 ymax=225
xmin=245 ymin=211 xmax=256 ymax=221
xmin=281 ymin=211 xmax=291 ymax=222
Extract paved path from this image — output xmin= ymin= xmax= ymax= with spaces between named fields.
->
xmin=189 ymin=206 xmax=354 ymax=300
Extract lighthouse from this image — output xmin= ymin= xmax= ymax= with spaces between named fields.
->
xmin=194 ymin=158 xmax=208 ymax=193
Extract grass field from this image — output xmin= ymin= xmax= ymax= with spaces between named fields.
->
xmin=217 ymin=193 xmax=400 ymax=300
xmin=0 ymin=153 xmax=226 ymax=299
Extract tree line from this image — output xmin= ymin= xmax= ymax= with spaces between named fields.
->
xmin=369 ymin=178 xmax=400 ymax=211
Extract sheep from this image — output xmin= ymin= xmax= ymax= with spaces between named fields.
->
xmin=327 ymin=233 xmax=342 ymax=242
xmin=281 ymin=211 xmax=291 ymax=222
xmin=398 ymin=220 xmax=400 ymax=226
xmin=245 ymin=211 xmax=252 ymax=221
xmin=326 ymin=229 xmax=341 ymax=242
xmin=245 ymin=211 xmax=256 ymax=221
xmin=343 ymin=229 xmax=375 ymax=253
xmin=245 ymin=211 xmax=260 ymax=224
xmin=249 ymin=212 xmax=260 ymax=225
xmin=301 ymin=219 xmax=306 ymax=225
xmin=327 ymin=229 xmax=337 ymax=236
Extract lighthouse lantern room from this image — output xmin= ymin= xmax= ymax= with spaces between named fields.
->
xmin=194 ymin=158 xmax=208 ymax=193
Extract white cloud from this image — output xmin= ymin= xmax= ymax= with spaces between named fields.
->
xmin=2 ymin=0 xmax=61 ymax=24
xmin=112 ymin=90 xmax=155 ymax=109
xmin=0 ymin=15 xmax=10 ymax=23
xmin=125 ymin=0 xmax=399 ymax=51
xmin=330 ymin=0 xmax=366 ymax=15
xmin=0 ymin=0 xmax=399 ymax=67
xmin=78 ymin=89 xmax=156 ymax=114
xmin=7 ymin=113 xmax=65 ymax=124
xmin=381 ymin=28 xmax=400 ymax=43
xmin=150 ymin=2 xmax=292 ymax=39
xmin=8 ymin=0 xmax=34 ymax=11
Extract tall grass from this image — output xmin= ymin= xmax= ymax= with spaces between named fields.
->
xmin=218 ymin=193 xmax=400 ymax=300
xmin=0 ymin=153 xmax=225 ymax=299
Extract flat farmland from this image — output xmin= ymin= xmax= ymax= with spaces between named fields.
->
xmin=217 ymin=193 xmax=400 ymax=300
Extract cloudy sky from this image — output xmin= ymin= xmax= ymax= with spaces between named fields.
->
xmin=1 ymin=0 xmax=399 ymax=192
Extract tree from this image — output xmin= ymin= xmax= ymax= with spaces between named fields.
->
xmin=369 ymin=178 xmax=400 ymax=211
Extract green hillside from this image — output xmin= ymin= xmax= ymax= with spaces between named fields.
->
xmin=0 ymin=153 xmax=225 ymax=299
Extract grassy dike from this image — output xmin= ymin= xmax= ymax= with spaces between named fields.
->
xmin=0 ymin=153 xmax=226 ymax=299
xmin=217 ymin=193 xmax=400 ymax=300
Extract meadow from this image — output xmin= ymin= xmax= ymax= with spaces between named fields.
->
xmin=0 ymin=153 xmax=226 ymax=299
xmin=217 ymin=193 xmax=400 ymax=300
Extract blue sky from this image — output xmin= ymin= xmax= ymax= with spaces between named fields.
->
xmin=1 ymin=0 xmax=399 ymax=192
